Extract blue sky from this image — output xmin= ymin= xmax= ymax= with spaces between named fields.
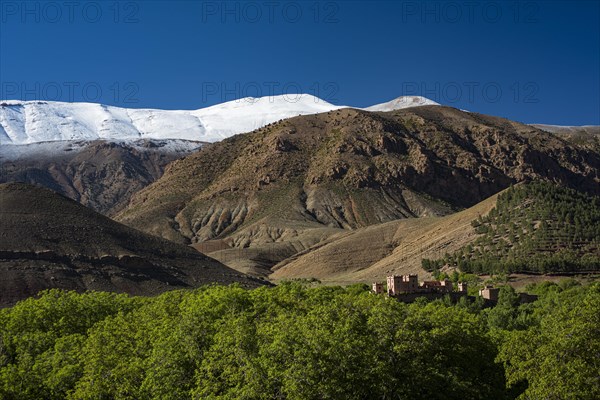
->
xmin=1 ymin=0 xmax=599 ymax=125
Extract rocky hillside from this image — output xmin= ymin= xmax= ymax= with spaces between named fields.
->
xmin=0 ymin=183 xmax=264 ymax=306
xmin=116 ymin=107 xmax=600 ymax=239
xmin=0 ymin=139 xmax=202 ymax=215
xmin=532 ymin=124 xmax=600 ymax=152
xmin=115 ymin=106 xmax=599 ymax=276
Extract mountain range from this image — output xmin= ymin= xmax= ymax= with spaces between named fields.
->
xmin=3 ymin=95 xmax=595 ymax=217
xmin=115 ymin=105 xmax=600 ymax=278
xmin=0 ymin=96 xmax=439 ymax=214
xmin=0 ymin=95 xmax=438 ymax=145
xmin=1 ymin=95 xmax=598 ymax=298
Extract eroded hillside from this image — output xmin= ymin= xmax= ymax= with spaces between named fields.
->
xmin=116 ymin=106 xmax=600 ymax=276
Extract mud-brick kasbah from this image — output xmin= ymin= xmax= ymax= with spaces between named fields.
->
xmin=371 ymin=274 xmax=537 ymax=304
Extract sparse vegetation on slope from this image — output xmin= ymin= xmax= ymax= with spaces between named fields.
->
xmin=423 ymin=182 xmax=600 ymax=274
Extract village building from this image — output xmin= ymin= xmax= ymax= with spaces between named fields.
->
xmin=420 ymin=279 xmax=453 ymax=293
xmin=372 ymin=282 xmax=384 ymax=294
xmin=378 ymin=274 xmax=467 ymax=296
xmin=479 ymin=285 xmax=500 ymax=301
xmin=386 ymin=274 xmax=419 ymax=295
xmin=478 ymin=285 xmax=538 ymax=304
xmin=374 ymin=275 xmax=536 ymax=306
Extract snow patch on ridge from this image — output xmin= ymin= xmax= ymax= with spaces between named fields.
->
xmin=364 ymin=96 xmax=439 ymax=112
xmin=0 ymin=139 xmax=204 ymax=161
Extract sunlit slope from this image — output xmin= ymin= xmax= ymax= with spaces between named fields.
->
xmin=270 ymin=192 xmax=500 ymax=283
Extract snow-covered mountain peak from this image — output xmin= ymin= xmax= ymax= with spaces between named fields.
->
xmin=364 ymin=96 xmax=439 ymax=112
xmin=196 ymin=93 xmax=337 ymax=111
xmin=0 ymin=94 xmax=437 ymax=146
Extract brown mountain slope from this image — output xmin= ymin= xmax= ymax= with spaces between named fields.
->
xmin=192 ymin=222 xmax=345 ymax=278
xmin=0 ymin=183 xmax=263 ymax=306
xmin=270 ymin=191 xmax=500 ymax=284
xmin=116 ymin=106 xmax=599 ymax=275
xmin=531 ymin=124 xmax=600 ymax=152
xmin=0 ymin=139 xmax=202 ymax=215
xmin=531 ymin=124 xmax=599 ymax=136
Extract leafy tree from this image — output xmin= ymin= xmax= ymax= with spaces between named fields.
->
xmin=1 ymin=283 xmax=598 ymax=399
xmin=0 ymin=290 xmax=139 ymax=400
xmin=498 ymin=284 xmax=600 ymax=399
